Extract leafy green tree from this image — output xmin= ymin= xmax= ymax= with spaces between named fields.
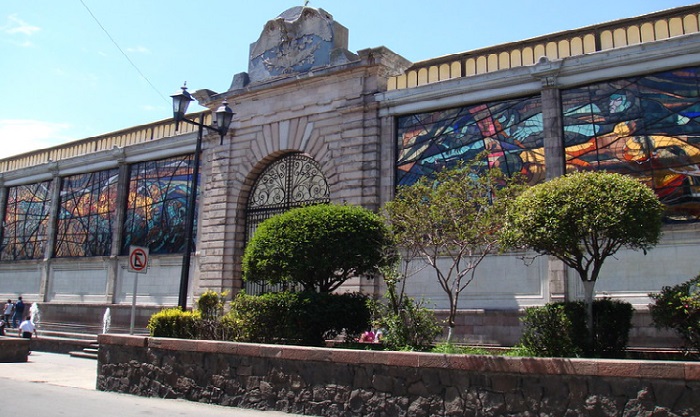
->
xmin=383 ymin=158 xmax=523 ymax=342
xmin=503 ymin=171 xmax=664 ymax=336
xmin=242 ymin=204 xmax=395 ymax=293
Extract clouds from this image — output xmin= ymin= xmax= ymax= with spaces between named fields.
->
xmin=1 ymin=14 xmax=40 ymax=47
xmin=0 ymin=120 xmax=72 ymax=159
xmin=126 ymin=45 xmax=150 ymax=54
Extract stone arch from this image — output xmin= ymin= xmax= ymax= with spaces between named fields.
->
xmin=246 ymin=116 xmax=338 ymax=190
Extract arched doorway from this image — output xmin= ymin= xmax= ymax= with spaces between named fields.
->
xmin=244 ymin=152 xmax=330 ymax=293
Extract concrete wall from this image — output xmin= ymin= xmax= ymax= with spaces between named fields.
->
xmin=434 ymin=309 xmax=681 ymax=348
xmin=97 ymin=335 xmax=700 ymax=417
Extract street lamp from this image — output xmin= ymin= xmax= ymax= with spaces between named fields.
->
xmin=170 ymin=83 xmax=234 ymax=310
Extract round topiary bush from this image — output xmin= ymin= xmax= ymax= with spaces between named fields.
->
xmin=243 ymin=203 xmax=395 ymax=292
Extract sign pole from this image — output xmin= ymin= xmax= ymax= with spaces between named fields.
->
xmin=130 ymin=271 xmax=139 ymax=335
xmin=127 ymin=245 xmax=149 ymax=335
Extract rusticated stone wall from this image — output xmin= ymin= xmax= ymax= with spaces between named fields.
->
xmin=97 ymin=335 xmax=700 ymax=416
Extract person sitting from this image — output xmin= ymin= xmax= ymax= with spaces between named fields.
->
xmin=374 ymin=327 xmax=385 ymax=343
xmin=358 ymin=329 xmax=375 ymax=343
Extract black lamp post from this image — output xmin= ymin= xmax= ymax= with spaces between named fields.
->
xmin=170 ymin=83 xmax=234 ymax=310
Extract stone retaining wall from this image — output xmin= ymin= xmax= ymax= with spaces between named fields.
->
xmin=0 ymin=337 xmax=29 ymax=362
xmin=97 ymin=335 xmax=700 ymax=416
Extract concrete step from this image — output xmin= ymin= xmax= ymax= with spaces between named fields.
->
xmin=37 ymin=329 xmax=98 ymax=341
xmin=68 ymin=350 xmax=98 ymax=360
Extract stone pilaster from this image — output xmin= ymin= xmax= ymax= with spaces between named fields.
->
xmin=0 ymin=175 xmax=7 ymax=243
xmin=532 ymin=58 xmax=568 ymax=302
xmin=39 ymin=164 xmax=61 ymax=302
xmin=107 ymin=151 xmax=128 ymax=303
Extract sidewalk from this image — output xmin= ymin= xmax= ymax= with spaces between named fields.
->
xmin=0 ymin=352 xmax=298 ymax=416
xmin=0 ymin=351 xmax=97 ymax=389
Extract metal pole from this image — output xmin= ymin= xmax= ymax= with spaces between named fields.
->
xmin=178 ymin=114 xmax=204 ymax=310
xmin=129 ymin=271 xmax=138 ymax=335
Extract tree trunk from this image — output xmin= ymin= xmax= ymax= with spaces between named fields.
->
xmin=446 ymin=292 xmax=458 ymax=344
xmin=582 ymin=280 xmax=596 ymax=350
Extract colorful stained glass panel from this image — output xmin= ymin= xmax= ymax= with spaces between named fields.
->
xmin=1 ymin=181 xmax=52 ymax=260
xmin=396 ymin=95 xmax=544 ymax=186
xmin=122 ymin=154 xmax=197 ymax=255
xmin=561 ymin=66 xmax=700 ymax=221
xmin=55 ymin=169 xmax=118 ymax=257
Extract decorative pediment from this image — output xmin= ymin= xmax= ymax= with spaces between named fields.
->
xmin=247 ymin=7 xmax=352 ymax=83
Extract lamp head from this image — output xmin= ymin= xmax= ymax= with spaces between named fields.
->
xmin=214 ymin=100 xmax=234 ymax=144
xmin=170 ymin=83 xmax=194 ymax=130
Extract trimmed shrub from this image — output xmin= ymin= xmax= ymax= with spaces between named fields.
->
xmin=649 ymin=274 xmax=700 ymax=355
xmin=520 ymin=299 xmax=633 ymax=358
xmin=243 ymin=204 xmax=396 ymax=293
xmin=225 ymin=291 xmax=370 ymax=346
xmin=196 ymin=290 xmax=228 ymax=321
xmin=592 ymin=298 xmax=634 ymax=358
xmin=520 ymin=304 xmax=583 ymax=358
xmin=147 ymin=308 xmax=200 ymax=339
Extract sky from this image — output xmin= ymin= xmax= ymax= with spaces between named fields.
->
xmin=0 ymin=0 xmax=695 ymax=159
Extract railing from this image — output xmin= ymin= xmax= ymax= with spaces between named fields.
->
xmin=0 ymin=113 xmax=211 ymax=173
xmin=388 ymin=5 xmax=700 ymax=90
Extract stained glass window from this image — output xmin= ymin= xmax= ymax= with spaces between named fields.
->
xmin=396 ymin=95 xmax=544 ymax=187
xmin=1 ymin=181 xmax=52 ymax=260
xmin=122 ymin=154 xmax=197 ymax=255
xmin=55 ymin=169 xmax=119 ymax=257
xmin=561 ymin=66 xmax=700 ymax=221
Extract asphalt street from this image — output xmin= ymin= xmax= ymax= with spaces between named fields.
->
xmin=0 ymin=351 xmax=297 ymax=417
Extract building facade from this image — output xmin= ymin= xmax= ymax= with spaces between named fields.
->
xmin=2 ymin=5 xmax=700 ymax=344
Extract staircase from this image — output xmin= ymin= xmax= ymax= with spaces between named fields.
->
xmin=14 ymin=321 xmax=150 ymax=360
xmin=68 ymin=341 xmax=99 ymax=360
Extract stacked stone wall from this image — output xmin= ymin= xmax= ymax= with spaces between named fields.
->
xmin=98 ymin=335 xmax=699 ymax=416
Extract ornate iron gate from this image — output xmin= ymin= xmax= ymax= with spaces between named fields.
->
xmin=244 ymin=153 xmax=330 ymax=294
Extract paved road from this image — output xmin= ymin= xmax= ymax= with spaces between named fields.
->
xmin=0 ymin=352 xmax=296 ymax=416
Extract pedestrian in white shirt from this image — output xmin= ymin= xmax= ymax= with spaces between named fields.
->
xmin=18 ymin=316 xmax=36 ymax=339
xmin=3 ymin=300 xmax=14 ymax=328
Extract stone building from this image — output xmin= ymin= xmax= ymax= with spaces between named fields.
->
xmin=2 ymin=5 xmax=700 ymax=345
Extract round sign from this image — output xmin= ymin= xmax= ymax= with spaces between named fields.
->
xmin=129 ymin=246 xmax=149 ymax=273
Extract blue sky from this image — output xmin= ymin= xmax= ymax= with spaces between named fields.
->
xmin=0 ymin=0 xmax=694 ymax=159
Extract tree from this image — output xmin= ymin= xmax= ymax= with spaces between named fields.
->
xmin=370 ymin=255 xmax=442 ymax=351
xmin=242 ymin=203 xmax=395 ymax=293
xmin=383 ymin=158 xmax=523 ymax=342
xmin=502 ymin=171 xmax=664 ymax=336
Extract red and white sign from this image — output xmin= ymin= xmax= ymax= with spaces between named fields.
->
xmin=128 ymin=245 xmax=149 ymax=274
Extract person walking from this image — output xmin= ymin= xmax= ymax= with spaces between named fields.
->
xmin=3 ymin=299 xmax=14 ymax=328
xmin=12 ymin=297 xmax=24 ymax=329
xmin=18 ymin=316 xmax=36 ymax=339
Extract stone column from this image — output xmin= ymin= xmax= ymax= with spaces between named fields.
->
xmin=106 ymin=149 xmax=128 ymax=304
xmin=532 ymin=58 xmax=568 ymax=303
xmin=0 ymin=175 xmax=7 ymax=243
xmin=378 ymin=114 xmax=396 ymax=207
xmin=39 ymin=164 xmax=61 ymax=302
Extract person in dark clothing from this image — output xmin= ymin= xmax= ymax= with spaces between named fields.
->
xmin=12 ymin=297 xmax=24 ymax=329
